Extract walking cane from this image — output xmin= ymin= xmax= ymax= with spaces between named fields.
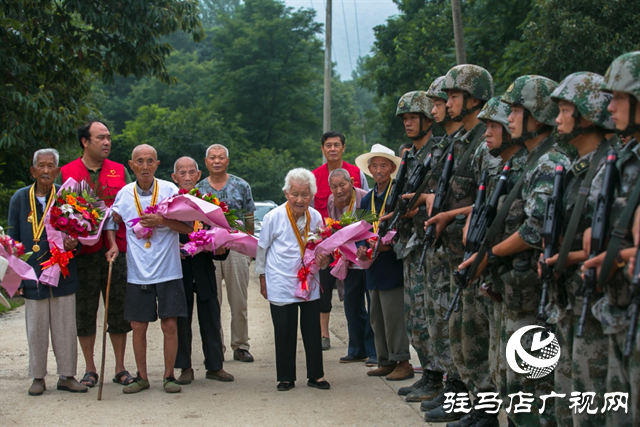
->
xmin=97 ymin=259 xmax=113 ymax=401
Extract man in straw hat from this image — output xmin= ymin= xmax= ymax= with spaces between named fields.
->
xmin=355 ymin=144 xmax=413 ymax=381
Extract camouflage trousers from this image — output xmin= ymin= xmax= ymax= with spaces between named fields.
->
xmin=501 ymin=308 xmax=556 ymax=427
xmin=402 ymin=250 xmax=435 ymax=371
xmin=554 ymin=304 xmax=608 ymax=427
xmin=605 ymin=322 xmax=640 ymax=427
xmin=449 ymin=271 xmax=495 ymax=396
xmin=423 ymin=247 xmax=456 ymax=377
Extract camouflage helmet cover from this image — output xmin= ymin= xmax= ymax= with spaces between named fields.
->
xmin=441 ymin=64 xmax=494 ymax=101
xmin=426 ymin=76 xmax=448 ymax=101
xmin=501 ymin=75 xmax=559 ymax=126
xmin=478 ymin=96 xmax=512 ymax=134
xmin=396 ymin=91 xmax=435 ymax=119
xmin=602 ymin=51 xmax=640 ymax=102
xmin=551 ymin=71 xmax=614 ymax=130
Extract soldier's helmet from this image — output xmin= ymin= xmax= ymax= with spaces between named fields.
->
xmin=396 ymin=91 xmax=435 ymax=119
xmin=426 ymin=76 xmax=449 ymax=102
xmin=478 ymin=96 xmax=512 ymax=134
xmin=601 ymin=51 xmax=640 ymax=102
xmin=551 ymin=72 xmax=614 ymax=130
xmin=441 ymin=64 xmax=494 ymax=101
xmin=501 ymin=75 xmax=559 ymax=126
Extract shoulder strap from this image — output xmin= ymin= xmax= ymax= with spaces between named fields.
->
xmin=467 ymin=136 xmax=556 ymax=280
xmin=454 ymin=124 xmax=486 ymax=178
xmin=598 ymin=177 xmax=640 ymax=287
xmin=554 ymin=141 xmax=610 ymax=273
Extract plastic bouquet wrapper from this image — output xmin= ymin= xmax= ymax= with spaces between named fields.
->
xmin=304 ymin=211 xmax=378 ymax=280
xmin=41 ymin=178 xmax=110 ymax=287
xmin=182 ymin=228 xmax=258 ymax=258
xmin=0 ymin=232 xmax=37 ymax=297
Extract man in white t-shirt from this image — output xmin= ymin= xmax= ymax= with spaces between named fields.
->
xmin=107 ymin=144 xmax=192 ymax=394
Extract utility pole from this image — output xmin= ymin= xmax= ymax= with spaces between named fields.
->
xmin=323 ymin=0 xmax=332 ymax=134
xmin=450 ymin=0 xmax=466 ymax=64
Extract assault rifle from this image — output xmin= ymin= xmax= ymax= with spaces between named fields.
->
xmin=371 ymin=150 xmax=410 ymax=259
xmin=387 ymin=154 xmax=433 ymax=232
xmin=578 ymin=151 xmax=618 ymax=338
xmin=624 ymin=243 xmax=640 ymax=357
xmin=538 ymin=164 xmax=565 ymax=321
xmin=446 ymin=161 xmax=511 ymax=321
xmin=418 ymin=143 xmax=456 ymax=267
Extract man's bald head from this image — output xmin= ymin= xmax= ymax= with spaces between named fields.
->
xmin=171 ymin=156 xmax=202 ymax=191
xmin=131 ymin=144 xmax=157 ymax=161
xmin=173 ymin=156 xmax=198 ymax=174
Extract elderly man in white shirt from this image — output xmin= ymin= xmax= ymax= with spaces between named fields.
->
xmin=255 ymin=168 xmax=331 ymax=392
xmin=107 ymin=144 xmax=192 ymax=394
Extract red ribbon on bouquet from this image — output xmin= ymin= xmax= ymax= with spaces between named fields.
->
xmin=40 ymin=243 xmax=74 ymax=278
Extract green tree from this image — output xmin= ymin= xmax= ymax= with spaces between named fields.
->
xmin=1 ymin=0 xmax=204 ymax=185
xmin=209 ymin=0 xmax=324 ymax=157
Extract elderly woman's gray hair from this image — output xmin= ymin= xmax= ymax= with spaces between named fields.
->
xmin=328 ymin=168 xmax=351 ymax=184
xmin=32 ymin=148 xmax=60 ymax=167
xmin=282 ymin=168 xmax=317 ymax=197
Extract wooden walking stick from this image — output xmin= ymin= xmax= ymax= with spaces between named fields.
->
xmin=97 ymin=259 xmax=113 ymax=401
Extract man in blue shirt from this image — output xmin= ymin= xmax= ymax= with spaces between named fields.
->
xmin=355 ymin=145 xmax=413 ymax=381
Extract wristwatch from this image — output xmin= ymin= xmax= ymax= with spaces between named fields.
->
xmin=615 ymin=252 xmax=626 ymax=269
xmin=487 ymin=247 xmax=498 ymax=264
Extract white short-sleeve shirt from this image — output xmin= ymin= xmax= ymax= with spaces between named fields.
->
xmin=258 ymin=203 xmax=323 ymax=304
xmin=111 ymin=179 xmax=182 ymax=284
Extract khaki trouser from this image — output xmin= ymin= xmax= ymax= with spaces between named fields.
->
xmin=25 ymin=294 xmax=77 ymax=378
xmin=214 ymin=251 xmax=251 ymax=352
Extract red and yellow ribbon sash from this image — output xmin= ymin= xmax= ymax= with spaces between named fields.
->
xmin=133 ymin=178 xmax=159 ymax=217
xmin=371 ymin=183 xmax=391 ymax=234
xmin=28 ymin=184 xmax=56 ymax=252
xmin=285 ymin=202 xmax=311 ymax=259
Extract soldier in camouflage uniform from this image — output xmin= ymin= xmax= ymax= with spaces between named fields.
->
xmin=458 ymin=75 xmax=570 ymax=427
xmin=584 ymin=51 xmax=640 ymax=427
xmin=542 ymin=71 xmax=616 ymax=427
xmin=428 ymin=76 xmax=464 ymax=139
xmin=420 ymin=65 xmax=494 ymax=425
xmin=390 ymin=91 xmax=445 ymax=403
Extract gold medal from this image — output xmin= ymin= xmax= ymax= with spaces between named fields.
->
xmin=134 ymin=178 xmax=159 ymax=249
xmin=27 ymin=212 xmax=33 ymax=223
xmin=32 ymin=244 xmax=40 ymax=252
xmin=145 ymin=241 xmax=151 ymax=249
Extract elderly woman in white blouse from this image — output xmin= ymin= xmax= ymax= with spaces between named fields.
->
xmin=256 ymin=168 xmax=331 ymax=391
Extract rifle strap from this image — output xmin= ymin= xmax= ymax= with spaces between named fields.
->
xmin=467 ymin=136 xmax=556 ymax=280
xmin=554 ymin=141 xmax=610 ymax=273
xmin=598 ymin=173 xmax=640 ymax=288
xmin=454 ymin=123 xmax=487 ymax=178
xmin=406 ymin=137 xmax=453 ymax=210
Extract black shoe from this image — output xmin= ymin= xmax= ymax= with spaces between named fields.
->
xmin=398 ymin=375 xmax=425 ymax=396
xmin=446 ymin=409 xmax=499 ymax=427
xmin=233 ymin=349 xmax=254 ymax=362
xmin=424 ymin=404 xmax=465 ymax=423
xmin=277 ymin=381 xmax=295 ymax=391
xmin=421 ymin=378 xmax=468 ymax=412
xmin=405 ymin=370 xmax=444 ymax=402
xmin=307 ymin=379 xmax=331 ymax=390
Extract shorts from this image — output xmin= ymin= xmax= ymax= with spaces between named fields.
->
xmin=124 ymin=279 xmax=188 ymax=322
xmin=76 ymin=248 xmax=132 ymax=336
xmin=319 ymin=267 xmax=337 ymax=313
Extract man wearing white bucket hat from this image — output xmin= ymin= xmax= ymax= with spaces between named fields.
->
xmin=355 ymin=144 xmax=413 ymax=381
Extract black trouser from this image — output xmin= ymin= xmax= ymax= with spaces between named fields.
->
xmin=270 ymin=299 xmax=324 ymax=382
xmin=175 ymin=285 xmax=224 ymax=372
xmin=318 ymin=265 xmax=337 ymax=313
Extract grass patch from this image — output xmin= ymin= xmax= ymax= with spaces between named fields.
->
xmin=0 ymin=288 xmax=24 ymax=314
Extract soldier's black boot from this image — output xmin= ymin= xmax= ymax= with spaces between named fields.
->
xmin=421 ymin=378 xmax=468 ymax=412
xmin=397 ymin=372 xmax=425 ymax=396
xmin=445 ymin=409 xmax=499 ymax=427
xmin=405 ymin=370 xmax=444 ymax=402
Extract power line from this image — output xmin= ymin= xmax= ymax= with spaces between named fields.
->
xmin=340 ymin=0 xmax=353 ymax=74
xmin=353 ymin=0 xmax=362 ymax=59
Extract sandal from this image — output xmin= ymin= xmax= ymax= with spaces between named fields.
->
xmin=80 ymin=371 xmax=99 ymax=388
xmin=112 ymin=370 xmax=135 ymax=386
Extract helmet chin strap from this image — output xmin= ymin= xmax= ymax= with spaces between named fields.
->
xmin=489 ymin=127 xmax=515 ymax=157
xmin=410 ymin=114 xmax=432 ymax=140
xmin=511 ymin=109 xmax=542 ymax=145
xmin=618 ymin=96 xmax=640 ymax=137
xmin=558 ymin=109 xmax=602 ymax=144
xmin=450 ymin=92 xmax=483 ymax=122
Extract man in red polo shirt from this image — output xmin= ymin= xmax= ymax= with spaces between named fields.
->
xmin=312 ymin=131 xmax=369 ymax=350
xmin=56 ymin=121 xmax=134 ymax=388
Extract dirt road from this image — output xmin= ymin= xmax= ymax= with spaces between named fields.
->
xmin=0 ymin=270 xmax=431 ymax=426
